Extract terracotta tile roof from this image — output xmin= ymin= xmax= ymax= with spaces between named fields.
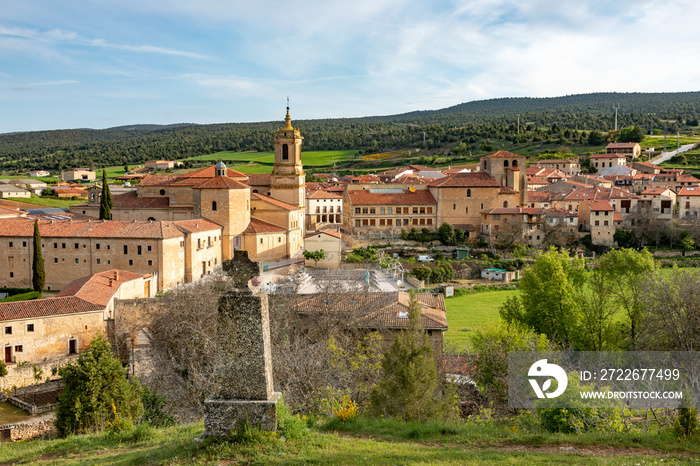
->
xmin=251 ymin=193 xmax=299 ymax=211
xmin=393 ymin=174 xmax=428 ymax=184
xmin=533 ymin=158 xmax=579 ymax=165
xmin=544 ymin=207 xmax=576 ymax=218
xmin=633 ymin=161 xmax=657 ymax=168
xmin=307 ymin=190 xmax=342 ymax=200
xmin=246 ymin=173 xmax=272 ymax=186
xmin=521 ymin=207 xmax=544 ymax=215
xmin=428 ymin=172 xmax=500 ymax=188
xmin=244 ymin=217 xmax=286 ymax=233
xmin=319 ymin=229 xmax=342 ymax=239
xmin=528 ymin=176 xmax=549 ymax=185
xmin=56 ymin=269 xmax=147 ymax=307
xmin=171 ymin=219 xmax=222 ymax=233
xmin=641 ymin=187 xmax=673 ymax=195
xmin=482 ymin=151 xmax=525 ymax=159
xmin=109 ymin=191 xmax=171 ymax=209
xmin=356 ymin=174 xmax=381 ymax=183
xmin=678 ymin=187 xmax=700 ymax=196
xmin=0 ymin=217 xmax=218 ymax=239
xmin=676 ymin=174 xmax=700 ymax=183
xmin=0 ymin=296 xmax=103 ymax=321
xmin=139 ymin=174 xmax=180 ymax=187
xmin=192 ymin=177 xmax=249 ymax=189
xmin=613 ymin=212 xmax=623 ymax=222
xmin=526 ymin=167 xmax=546 ymax=176
xmin=607 ymin=142 xmax=639 ymax=149
xmin=452 ymin=223 xmax=476 ymax=232
xmin=179 ymin=165 xmax=247 ymax=179
xmin=347 ymin=189 xmax=436 ymax=206
xmin=499 ymin=186 xmax=517 ymax=194
xmin=585 ymin=200 xmax=614 ymax=211
xmin=138 ymin=165 xmax=249 ymax=188
xmin=294 ymin=292 xmax=447 ymax=330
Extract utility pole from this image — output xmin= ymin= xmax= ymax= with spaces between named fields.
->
xmin=423 ymin=132 xmax=426 ymax=148
xmin=613 ymin=104 xmax=619 ymax=132
xmin=647 ymin=113 xmax=655 ymax=135
xmin=517 ymin=114 xmax=520 ymax=134
xmin=677 ymin=132 xmax=681 ymax=154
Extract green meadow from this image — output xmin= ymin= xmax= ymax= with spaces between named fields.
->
xmin=186 ymin=150 xmax=358 ymax=168
xmin=444 ymin=289 xmax=519 ymax=349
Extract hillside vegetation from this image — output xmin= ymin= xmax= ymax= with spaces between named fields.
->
xmin=3 ymin=92 xmax=700 ymax=173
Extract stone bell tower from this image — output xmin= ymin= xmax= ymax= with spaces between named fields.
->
xmin=270 ymin=106 xmax=305 ymax=210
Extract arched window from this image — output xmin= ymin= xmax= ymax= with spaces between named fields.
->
xmin=147 ymin=217 xmax=156 ymax=222
xmin=503 ymin=201 xmax=508 ymax=208
xmin=504 ymin=160 xmax=509 ymax=167
xmin=212 ymin=201 xmax=217 ymax=211
xmin=512 ymin=159 xmax=518 ymax=167
xmin=282 ymin=144 xmax=289 ymax=160
xmin=467 ymin=189 xmax=471 ymax=198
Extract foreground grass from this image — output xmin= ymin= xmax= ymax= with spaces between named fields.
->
xmin=444 ymin=289 xmax=519 ymax=348
xmin=1 ymin=417 xmax=698 ymax=465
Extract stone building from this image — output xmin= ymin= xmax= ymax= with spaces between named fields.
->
xmin=342 ymin=185 xmax=437 ymax=236
xmin=530 ymin=158 xmax=581 ymax=176
xmin=1 ymin=269 xmax=153 ymax=388
xmin=72 ymin=108 xmax=305 ymax=264
xmin=306 ymin=189 xmax=342 ymax=231
xmin=304 ymin=229 xmax=343 ymax=269
xmin=61 ymin=168 xmax=95 ymax=182
xmin=0 ymin=217 xmax=222 ymax=291
xmin=578 ymin=200 xmax=616 ymax=246
xmin=606 ymin=142 xmax=641 ymax=158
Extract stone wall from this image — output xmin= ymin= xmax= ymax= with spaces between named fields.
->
xmin=0 ymin=420 xmax=55 ymax=442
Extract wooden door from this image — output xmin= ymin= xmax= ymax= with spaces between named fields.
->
xmin=4 ymin=346 xmax=11 ymax=363
xmin=69 ymin=339 xmax=77 ymax=355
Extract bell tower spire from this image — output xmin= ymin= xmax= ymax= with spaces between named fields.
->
xmin=270 ymin=103 xmax=305 ymax=210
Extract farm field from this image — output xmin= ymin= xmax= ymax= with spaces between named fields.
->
xmin=3 ymin=195 xmax=85 ymax=209
xmin=185 ymin=150 xmax=359 ymax=168
xmin=444 ymin=289 xmax=519 ymax=349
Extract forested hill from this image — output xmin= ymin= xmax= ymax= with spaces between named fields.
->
xmin=2 ymin=91 xmax=700 ymax=172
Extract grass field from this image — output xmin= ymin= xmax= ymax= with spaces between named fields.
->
xmin=0 ymin=401 xmax=34 ymax=425
xmin=186 ymin=150 xmax=359 ymax=167
xmin=444 ymin=289 xmax=520 ymax=349
xmin=4 ymin=195 xmax=85 ymax=209
xmin=0 ymin=416 xmax=696 ymax=465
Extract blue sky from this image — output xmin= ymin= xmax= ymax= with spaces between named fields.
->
xmin=2 ymin=1 xmax=700 ymax=133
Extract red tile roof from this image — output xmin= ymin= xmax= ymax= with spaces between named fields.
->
xmin=193 ymin=177 xmax=249 ymax=189
xmin=480 ymin=208 xmax=522 ymax=215
xmin=585 ymin=200 xmax=614 ymax=211
xmin=307 ymin=190 xmax=342 ymax=200
xmin=251 ymin=193 xmax=299 ymax=211
xmin=246 ymin=173 xmax=272 ymax=186
xmin=109 ymin=191 xmax=171 ymax=209
xmin=0 ymin=217 xmax=219 ymax=239
xmin=244 ymin=217 xmax=286 ymax=233
xmin=676 ymin=174 xmax=700 ymax=183
xmin=179 ymin=165 xmax=247 ymax=179
xmin=57 ymin=269 xmax=147 ymax=307
xmin=678 ymin=187 xmax=700 ymax=196
xmin=0 ymin=296 xmax=103 ymax=321
xmin=428 ymin=172 xmax=500 ymax=188
xmin=347 ymin=189 xmax=436 ymax=206
xmin=590 ymin=153 xmax=627 ymax=159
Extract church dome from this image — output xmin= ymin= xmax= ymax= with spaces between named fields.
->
xmin=215 ymin=161 xmax=227 ymax=169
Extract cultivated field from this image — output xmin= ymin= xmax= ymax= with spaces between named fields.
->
xmin=444 ymin=289 xmax=519 ymax=349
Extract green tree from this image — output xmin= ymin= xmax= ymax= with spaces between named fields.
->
xmin=303 ymin=249 xmax=326 ymax=267
xmin=618 ymin=126 xmax=645 ymax=143
xmin=31 ymin=219 xmax=45 ymax=292
xmin=500 ymin=248 xmax=585 ymax=347
xmin=0 ymin=360 xmax=7 ymax=378
xmin=438 ymin=222 xmax=455 ymax=245
xmin=587 ymin=130 xmax=605 ymax=145
xmin=369 ymin=291 xmax=456 ymax=421
xmin=597 ymin=248 xmax=655 ymax=350
xmin=578 ymin=266 xmax=619 ymax=351
xmin=99 ymin=170 xmax=113 ymax=220
xmin=55 ymin=335 xmax=142 ymax=437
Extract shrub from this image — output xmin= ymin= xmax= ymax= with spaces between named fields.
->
xmin=673 ymin=396 xmax=700 ymax=439
xmin=0 ymin=360 xmax=7 ymax=378
xmin=333 ymin=395 xmax=359 ymax=422
xmin=140 ymin=386 xmax=175 ymax=427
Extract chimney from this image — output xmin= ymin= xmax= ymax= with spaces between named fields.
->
xmin=108 ymin=278 xmax=113 ymax=287
xmin=114 ymin=270 xmax=119 ymax=281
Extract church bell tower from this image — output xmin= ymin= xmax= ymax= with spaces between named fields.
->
xmin=270 ymin=105 xmax=305 ymax=210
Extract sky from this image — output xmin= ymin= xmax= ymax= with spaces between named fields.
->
xmin=2 ymin=0 xmax=700 ymax=133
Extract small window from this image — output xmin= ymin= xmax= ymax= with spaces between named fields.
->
xmin=355 ymin=207 xmax=361 ymax=214
xmin=124 ymin=245 xmax=128 ymax=254
xmin=147 ymin=245 xmax=152 ymax=252
xmin=53 ymin=242 xmax=57 ymax=248
xmin=467 ymin=189 xmax=471 ymax=198
xmin=9 ymin=272 xmax=13 ymax=278
xmin=27 ymin=324 xmax=34 ymax=332
xmin=260 ymin=238 xmax=263 ymax=244
xmin=159 ymin=189 xmax=166 ymax=195
xmin=138 ymin=245 xmax=142 ymax=255
xmin=107 ymin=245 xmax=111 ymax=250
xmin=75 ymin=258 xmax=79 ymax=264
xmin=97 ymin=258 xmax=101 ymax=265
xmin=74 ymin=243 xmax=79 ymax=249
xmin=62 ymin=243 xmax=66 ymax=249
xmin=22 ymin=241 xmax=26 ymax=247
xmin=212 ymin=201 xmax=217 ymax=211
xmin=53 ymin=258 xmax=58 ymax=263
xmin=4 ymin=326 xmax=11 ymax=335
xmin=148 ymin=260 xmax=153 ymax=266
xmin=14 ymin=345 xmax=22 ymax=353
xmin=8 ymin=241 xmax=12 ymax=247
xmin=128 ymin=259 xmax=133 ymax=266
xmin=96 ymin=243 xmax=100 ymax=249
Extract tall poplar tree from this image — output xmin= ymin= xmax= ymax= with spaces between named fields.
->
xmin=31 ymin=219 xmax=45 ymax=292
xmin=99 ymin=170 xmax=113 ymax=220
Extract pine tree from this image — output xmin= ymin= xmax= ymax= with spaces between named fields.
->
xmin=368 ymin=290 xmax=457 ymax=421
xmin=31 ymin=219 xmax=45 ymax=292
xmin=99 ymin=170 xmax=113 ymax=220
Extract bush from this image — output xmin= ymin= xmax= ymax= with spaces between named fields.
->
xmin=0 ymin=360 xmax=7 ymax=378
xmin=140 ymin=386 xmax=175 ymax=427
xmin=55 ymin=335 xmax=143 ymax=437
xmin=673 ymin=396 xmax=700 ymax=439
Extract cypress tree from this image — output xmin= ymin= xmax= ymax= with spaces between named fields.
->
xmin=99 ymin=170 xmax=113 ymax=220
xmin=31 ymin=219 xmax=45 ymax=292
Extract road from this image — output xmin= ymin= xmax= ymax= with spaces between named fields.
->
xmin=651 ymin=143 xmax=697 ymax=165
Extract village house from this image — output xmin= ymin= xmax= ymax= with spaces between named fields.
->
xmin=578 ymin=200 xmax=616 ymax=246
xmin=145 ymin=160 xmax=177 ymax=170
xmin=29 ymin=170 xmax=50 ymax=178
xmin=303 ymin=229 xmax=343 ymax=269
xmin=0 ymin=217 xmax=222 ymax=291
xmin=61 ymin=168 xmax=95 ymax=182
xmin=306 ymin=188 xmax=343 ymax=231
xmin=677 ymin=187 xmax=700 ymax=219
xmin=589 ymin=154 xmax=627 ymax=174
xmin=529 ymin=158 xmax=581 ymax=176
xmin=638 ymin=187 xmax=677 ymax=221
xmin=1 ymin=270 xmax=154 ymax=388
xmin=606 ymin=142 xmax=641 ymax=158
xmin=0 ymin=185 xmax=31 ymax=199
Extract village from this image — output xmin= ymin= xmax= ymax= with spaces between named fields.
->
xmin=0 ymin=109 xmax=699 ymax=446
